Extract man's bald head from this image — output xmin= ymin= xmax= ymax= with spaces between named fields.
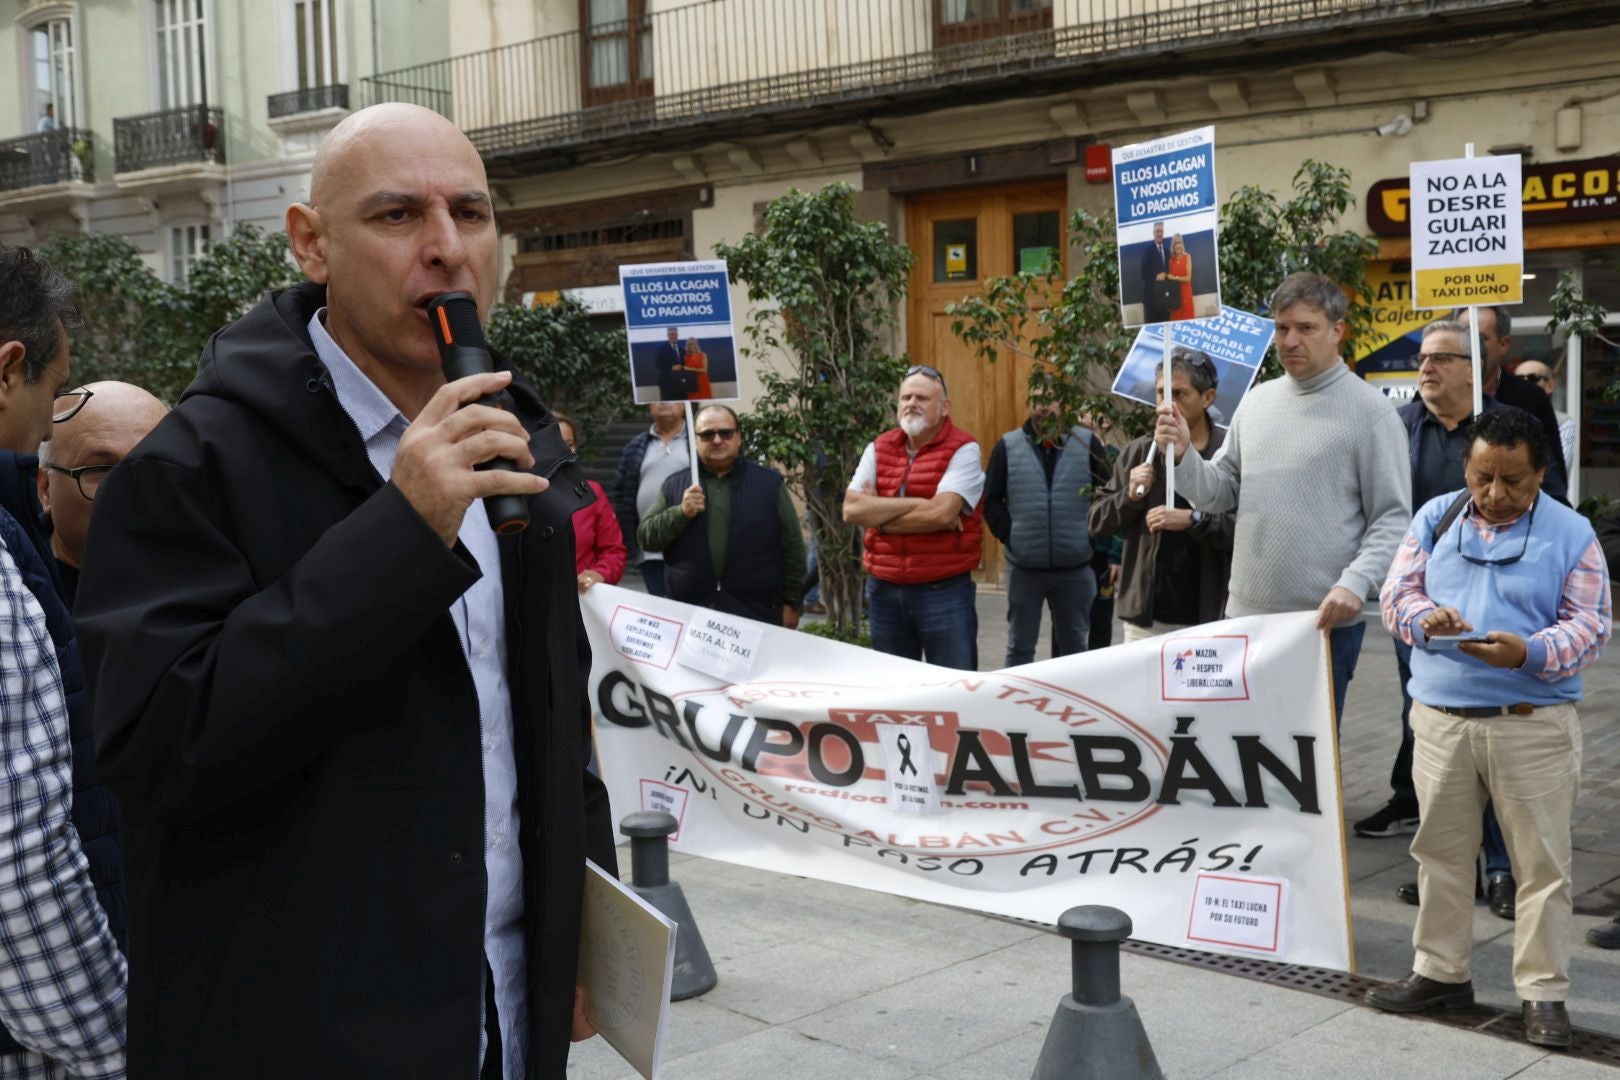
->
xmin=285 ymin=103 xmax=499 ymax=412
xmin=307 ymin=104 xmax=482 ymax=209
xmin=38 ymin=381 xmax=168 ymax=568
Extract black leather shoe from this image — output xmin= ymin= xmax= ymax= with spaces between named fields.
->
xmin=1395 ymin=881 xmax=1419 ymax=906
xmin=1588 ymin=917 xmax=1620 ymax=949
xmin=1365 ymin=972 xmax=1474 ymax=1013
xmin=1487 ymin=874 xmax=1517 ymax=921
xmin=1523 ymin=1001 xmax=1572 ymax=1048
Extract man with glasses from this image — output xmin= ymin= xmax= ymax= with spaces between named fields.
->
xmin=1361 ymin=321 xmax=1564 ymax=919
xmin=0 ymin=244 xmax=127 ymax=1078
xmin=844 ymin=364 xmax=985 ymax=670
xmin=36 ymin=381 xmax=168 ymax=604
xmin=1512 ymin=358 xmax=1576 ymax=478
xmin=1367 ymin=408 xmax=1609 ymax=1049
xmin=637 ymin=404 xmax=804 ymax=625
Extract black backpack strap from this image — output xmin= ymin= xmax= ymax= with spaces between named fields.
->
xmin=1431 ymin=490 xmax=1471 ymax=546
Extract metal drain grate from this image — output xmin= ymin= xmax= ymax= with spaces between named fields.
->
xmin=1120 ymin=940 xmax=1620 ymax=1067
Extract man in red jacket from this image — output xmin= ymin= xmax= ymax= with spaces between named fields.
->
xmin=843 ymin=364 xmax=985 ymax=669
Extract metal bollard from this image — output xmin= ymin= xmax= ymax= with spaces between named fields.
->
xmin=619 ymin=811 xmax=717 ymax=1000
xmin=1030 ymin=906 xmax=1164 ymax=1080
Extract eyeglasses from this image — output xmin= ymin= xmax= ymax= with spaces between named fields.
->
xmin=905 ymin=364 xmax=948 ymax=396
xmin=1416 ymin=351 xmax=1470 ymax=366
xmin=1457 ymin=500 xmax=1534 ymax=567
xmin=44 ymin=462 xmax=114 ymax=501
xmin=1522 ymin=372 xmax=1555 ymax=386
xmin=695 ymin=427 xmax=737 ymax=442
xmin=25 ymin=360 xmax=94 ymax=423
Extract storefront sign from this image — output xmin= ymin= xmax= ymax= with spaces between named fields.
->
xmin=1368 ymin=154 xmax=1620 ymax=236
xmin=583 ymin=586 xmax=1354 ymax=971
xmin=1408 ymin=155 xmax=1523 ymax=308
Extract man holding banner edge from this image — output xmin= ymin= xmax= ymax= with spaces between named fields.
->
xmin=1154 ymin=272 xmax=1411 ymax=722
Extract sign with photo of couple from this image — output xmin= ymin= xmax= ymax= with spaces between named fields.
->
xmin=1112 ymin=126 xmax=1223 ymax=328
xmin=619 ymin=260 xmax=742 ymax=404
xmin=581 ymin=586 xmax=1355 ymax=972
xmin=1110 ymin=306 xmax=1273 ymax=430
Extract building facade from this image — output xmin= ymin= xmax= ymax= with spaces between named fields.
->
xmin=0 ymin=0 xmax=448 ymax=281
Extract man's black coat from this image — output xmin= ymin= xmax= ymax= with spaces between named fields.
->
xmin=75 ymin=282 xmax=616 ymax=1079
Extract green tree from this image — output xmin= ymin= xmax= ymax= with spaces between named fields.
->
xmin=1545 ymin=267 xmax=1616 ymax=516
xmin=949 ymin=161 xmax=1379 ymax=442
xmin=485 ymin=297 xmax=630 ymax=445
xmin=41 ymin=224 xmax=302 ymax=403
xmin=715 ymin=184 xmax=915 ymax=641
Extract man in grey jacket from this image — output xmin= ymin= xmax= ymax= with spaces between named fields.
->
xmin=1154 ymin=271 xmax=1412 ymax=722
xmin=983 ymin=386 xmax=1110 ymax=666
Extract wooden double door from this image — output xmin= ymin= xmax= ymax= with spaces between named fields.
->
xmin=905 ymin=180 xmax=1067 ymax=583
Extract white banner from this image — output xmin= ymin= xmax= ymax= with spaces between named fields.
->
xmin=583 ymin=587 xmax=1353 ymax=971
xmin=1409 ymin=154 xmax=1524 ymax=309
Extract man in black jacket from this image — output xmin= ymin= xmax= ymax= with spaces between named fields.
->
xmin=637 ymin=404 xmax=804 ymax=626
xmin=1455 ymin=305 xmax=1569 ymax=496
xmin=75 ymin=104 xmax=614 ymax=1079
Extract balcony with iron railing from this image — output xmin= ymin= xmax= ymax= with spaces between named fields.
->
xmin=114 ymin=105 xmax=225 ymax=174
xmin=361 ymin=0 xmax=1619 ymax=174
xmin=0 ymin=128 xmax=95 ymax=192
xmin=268 ymin=83 xmax=350 ymax=120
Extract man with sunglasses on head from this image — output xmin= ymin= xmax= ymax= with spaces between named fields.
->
xmin=1367 ymin=408 xmax=1609 ymax=1049
xmin=844 ymin=364 xmax=985 ymax=670
xmin=0 ymin=245 xmax=127 ymax=1078
xmin=638 ymin=404 xmax=804 ymax=626
xmin=36 ymin=382 xmax=168 ymax=605
xmin=1360 ymin=320 xmax=1567 ymax=918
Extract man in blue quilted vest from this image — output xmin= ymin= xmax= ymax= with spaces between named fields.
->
xmin=1367 ymin=408 xmax=1610 ymax=1049
xmin=0 ymin=245 xmax=126 ymax=1077
xmin=984 ymin=381 xmax=1111 ymax=666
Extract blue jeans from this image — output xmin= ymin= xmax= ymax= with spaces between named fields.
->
xmin=866 ymin=574 xmax=977 ymax=670
xmin=639 ymin=559 xmax=667 ymax=598
xmin=1005 ymin=564 xmax=1096 ymax=667
xmin=1328 ymin=620 xmax=1367 ymax=728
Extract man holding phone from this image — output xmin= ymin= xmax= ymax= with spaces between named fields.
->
xmin=1367 ymin=409 xmax=1610 ymax=1049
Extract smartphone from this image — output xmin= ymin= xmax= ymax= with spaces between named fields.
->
xmin=1426 ymin=633 xmax=1490 ymax=650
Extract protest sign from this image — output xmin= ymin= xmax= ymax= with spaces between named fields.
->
xmin=1113 ymin=126 xmax=1222 ymax=328
xmin=1353 ymin=260 xmax=1428 ymax=403
xmin=619 ymin=260 xmax=740 ymax=404
xmin=1409 ymin=155 xmax=1523 ymax=309
xmin=1110 ymin=306 xmax=1271 ymax=429
xmin=582 ymin=586 xmax=1353 ymax=971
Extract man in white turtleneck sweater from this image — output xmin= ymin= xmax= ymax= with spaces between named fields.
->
xmin=1154 ymin=271 xmax=1412 ymax=723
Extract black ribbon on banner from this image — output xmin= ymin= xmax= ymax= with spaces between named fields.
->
xmin=895 ymin=733 xmax=918 ymax=777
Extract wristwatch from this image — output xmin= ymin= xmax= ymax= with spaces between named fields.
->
xmin=1191 ymin=510 xmax=1205 ymax=526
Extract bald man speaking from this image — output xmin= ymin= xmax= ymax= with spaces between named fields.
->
xmin=74 ymin=104 xmax=614 ymax=1079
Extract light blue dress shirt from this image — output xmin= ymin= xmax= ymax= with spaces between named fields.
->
xmin=309 ymin=312 xmax=528 ymax=1078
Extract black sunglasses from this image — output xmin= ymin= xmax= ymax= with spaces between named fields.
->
xmin=695 ymin=427 xmax=737 ymax=442
xmin=1457 ymin=500 xmax=1534 ymax=567
xmin=905 ymin=364 xmax=948 ymax=396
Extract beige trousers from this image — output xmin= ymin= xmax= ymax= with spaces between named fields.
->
xmin=1408 ymin=700 xmax=1582 ymax=1000
xmin=1121 ymin=620 xmax=1193 ymax=643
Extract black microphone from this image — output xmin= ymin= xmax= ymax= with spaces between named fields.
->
xmin=426 ymin=292 xmax=530 ymax=536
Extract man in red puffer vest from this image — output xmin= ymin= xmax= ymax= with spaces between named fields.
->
xmin=843 ymin=365 xmax=985 ymax=669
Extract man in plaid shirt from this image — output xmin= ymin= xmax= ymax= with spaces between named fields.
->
xmin=1365 ymin=408 xmax=1610 ymax=1048
xmin=0 ymin=247 xmax=126 ymax=1078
